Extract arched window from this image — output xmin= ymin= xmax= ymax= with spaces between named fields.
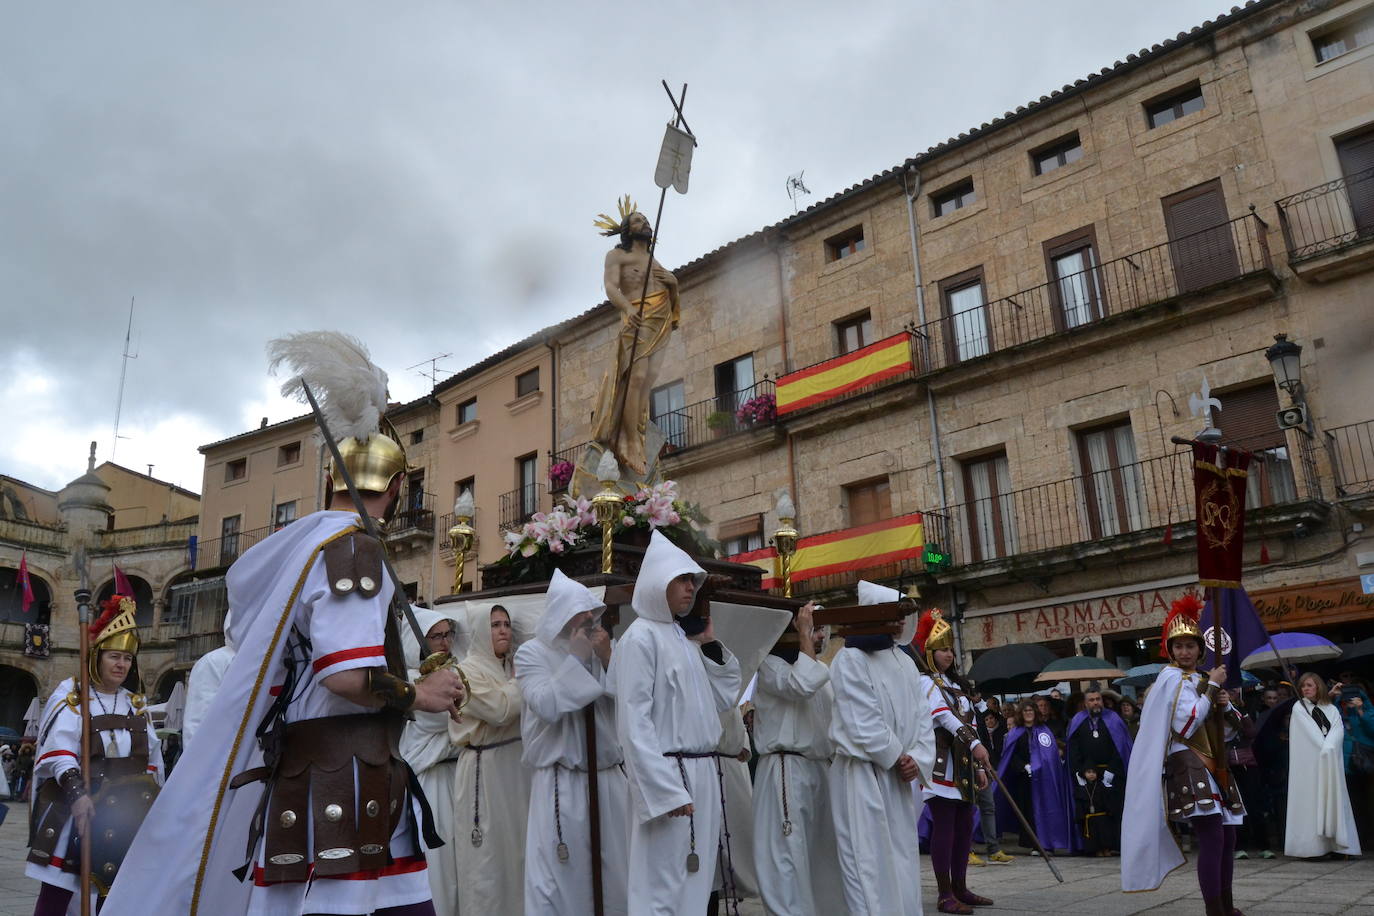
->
xmin=96 ymin=575 xmax=156 ymax=628
xmin=0 ymin=566 xmax=52 ymax=626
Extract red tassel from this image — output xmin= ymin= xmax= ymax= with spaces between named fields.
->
xmin=1163 ymin=524 xmax=1173 ymax=545
xmin=1260 ymin=543 xmax=1270 ymax=564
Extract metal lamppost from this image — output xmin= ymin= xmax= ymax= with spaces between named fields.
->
xmin=773 ymin=491 xmax=798 ymax=598
xmin=591 ymin=452 xmax=624 ymax=575
xmin=448 ymin=489 xmax=476 ymax=594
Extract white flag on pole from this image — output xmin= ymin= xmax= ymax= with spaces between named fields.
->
xmin=654 ymin=122 xmax=695 ymax=194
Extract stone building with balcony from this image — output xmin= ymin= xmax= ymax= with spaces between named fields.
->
xmin=547 ymin=0 xmax=1374 ymax=669
xmin=0 ymin=452 xmax=200 ymax=735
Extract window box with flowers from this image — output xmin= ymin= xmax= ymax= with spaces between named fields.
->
xmin=547 ymin=460 xmax=574 ymax=493
xmin=734 ymin=393 xmax=776 ymax=428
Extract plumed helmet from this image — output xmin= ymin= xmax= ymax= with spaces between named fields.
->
xmin=89 ymin=594 xmax=140 ymax=682
xmin=1160 ymin=593 xmax=1205 ymax=659
xmin=915 ymin=607 xmax=954 ymax=669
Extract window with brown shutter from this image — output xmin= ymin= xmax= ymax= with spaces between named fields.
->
xmin=1162 ymin=179 xmax=1240 ymax=293
xmin=962 ymin=452 xmax=1018 ymax=562
xmin=1336 ymin=126 xmax=1374 ymax=234
xmin=845 ymin=477 xmax=892 ymax=528
xmin=1076 ymin=421 xmax=1145 ymax=538
xmin=718 ymin=514 xmax=764 ymax=556
xmin=1217 ymin=383 xmax=1297 ymax=507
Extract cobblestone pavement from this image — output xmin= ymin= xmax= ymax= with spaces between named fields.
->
xmin=1 ymin=800 xmax=1369 ymax=915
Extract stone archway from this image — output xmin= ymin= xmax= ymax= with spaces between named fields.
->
xmin=96 ymin=575 xmax=156 ymax=628
xmin=152 ymin=667 xmax=185 ymax=704
xmin=1 ymin=566 xmax=53 ymax=626
xmin=0 ymin=664 xmax=38 ymax=737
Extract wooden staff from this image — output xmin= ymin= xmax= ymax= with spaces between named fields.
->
xmin=74 ymin=583 xmax=93 ymax=916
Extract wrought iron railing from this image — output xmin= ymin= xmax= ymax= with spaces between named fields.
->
xmin=655 ymin=380 xmax=777 ymax=455
xmin=390 ymin=490 xmax=436 ymax=535
xmin=948 ymin=439 xmax=1314 ymax=568
xmin=547 ymin=442 xmax=588 ymax=494
xmin=1276 ymin=166 xmax=1374 ymax=261
xmin=912 ymin=212 xmax=1273 ymax=375
xmin=499 ymin=483 xmax=544 ymax=530
xmin=1326 ymin=419 xmax=1374 ymax=497
xmin=191 ymin=523 xmax=274 ymax=570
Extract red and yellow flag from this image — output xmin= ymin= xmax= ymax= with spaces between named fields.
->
xmin=726 ymin=513 xmax=924 ymax=589
xmin=776 ymin=333 xmax=914 ymax=415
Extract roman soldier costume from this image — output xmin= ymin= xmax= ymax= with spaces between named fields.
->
xmin=27 ymin=595 xmax=163 ymax=914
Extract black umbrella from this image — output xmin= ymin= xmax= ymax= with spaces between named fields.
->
xmin=969 ymin=643 xmax=1058 ymax=694
xmin=1339 ymin=636 xmax=1374 ymax=667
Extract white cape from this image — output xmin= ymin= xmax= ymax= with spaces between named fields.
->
xmin=103 ymin=511 xmax=363 ymax=916
xmin=1285 ymin=699 xmax=1360 ymax=857
xmin=1120 ymin=664 xmax=1186 ymax=892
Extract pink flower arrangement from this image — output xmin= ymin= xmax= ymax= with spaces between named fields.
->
xmin=734 ymin=393 xmax=776 ymax=426
xmin=502 ymin=481 xmax=691 ymax=558
xmin=548 ymin=460 xmax=575 ymax=491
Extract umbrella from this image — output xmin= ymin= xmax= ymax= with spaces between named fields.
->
xmin=1035 ymin=656 xmax=1126 ymax=683
xmin=1240 ymin=632 xmax=1342 ymax=671
xmin=1115 ymin=663 xmax=1166 ymax=689
xmin=1339 ymin=636 xmax=1374 ymax=666
xmin=968 ymin=643 xmax=1058 ymax=694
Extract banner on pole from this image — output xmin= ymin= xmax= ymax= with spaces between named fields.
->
xmin=654 ymin=123 xmax=695 ymax=194
xmin=1191 ymin=443 xmax=1250 ymax=588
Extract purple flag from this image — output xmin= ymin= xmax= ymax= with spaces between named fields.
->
xmin=1200 ymin=587 xmax=1270 ymax=688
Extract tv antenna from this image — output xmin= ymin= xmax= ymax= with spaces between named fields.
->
xmin=112 ymin=297 xmax=139 ymax=459
xmin=407 ymin=353 xmax=453 ymax=387
xmin=785 ymin=171 xmax=811 ymax=213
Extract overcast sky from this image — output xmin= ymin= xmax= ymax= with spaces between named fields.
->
xmin=1 ymin=0 xmax=1231 ymax=496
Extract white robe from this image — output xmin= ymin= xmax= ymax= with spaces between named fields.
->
xmin=714 ymin=707 xmax=758 ymax=901
xmin=516 ymin=570 xmax=630 ymax=916
xmin=827 ymin=644 xmax=934 ymax=916
xmin=752 ymin=653 xmax=845 ymax=916
xmin=1285 ymin=699 xmax=1361 ymax=858
xmin=398 ymin=607 xmax=462 ymax=916
xmin=182 ymin=644 xmax=234 ymax=746
xmin=610 ymin=531 xmax=742 ymax=916
xmin=451 ymin=603 xmax=531 ymax=916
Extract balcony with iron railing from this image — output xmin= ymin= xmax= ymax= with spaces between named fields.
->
xmin=499 ymin=483 xmax=545 ymax=530
xmin=912 ymin=212 xmax=1275 ymax=380
xmin=1326 ymin=419 xmax=1374 ymax=500
xmin=548 ymin=442 xmax=588 ymax=495
xmin=1276 ymin=166 xmax=1374 ymax=280
xmin=191 ymin=523 xmax=275 ymax=571
xmin=944 ymin=435 xmax=1321 ymax=580
xmin=656 ymin=380 xmax=779 ymax=464
xmin=385 ymin=490 xmax=436 ymax=552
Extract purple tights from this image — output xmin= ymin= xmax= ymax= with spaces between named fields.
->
xmin=33 ymin=884 xmax=100 ymax=916
xmin=1192 ymin=814 xmax=1237 ymax=899
xmin=928 ymin=797 xmax=975 ymax=882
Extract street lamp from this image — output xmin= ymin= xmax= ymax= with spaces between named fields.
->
xmin=448 ymin=489 xmax=476 ymax=594
xmin=773 ymin=491 xmax=798 ymax=598
xmin=1265 ymin=333 xmax=1303 ymax=399
xmin=591 ymin=451 xmax=625 ymax=575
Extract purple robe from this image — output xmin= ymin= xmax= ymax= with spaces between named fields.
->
xmin=1065 ymin=708 xmax=1134 ymax=773
xmin=995 ymin=725 xmax=1075 ymax=852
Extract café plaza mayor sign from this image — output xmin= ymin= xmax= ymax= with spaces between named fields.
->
xmin=965 ymin=575 xmax=1372 ymax=651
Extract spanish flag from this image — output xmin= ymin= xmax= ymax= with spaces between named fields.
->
xmin=726 ymin=513 xmax=924 ymax=589
xmin=776 ymin=333 xmax=914 ymax=415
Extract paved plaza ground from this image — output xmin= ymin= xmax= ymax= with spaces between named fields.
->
xmin=0 ymin=797 xmax=1369 ymax=914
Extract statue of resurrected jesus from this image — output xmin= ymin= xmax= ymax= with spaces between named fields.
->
xmin=588 ymin=196 xmax=681 ymax=479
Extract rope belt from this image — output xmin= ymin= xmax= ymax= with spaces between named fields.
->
xmin=467 ymin=736 xmax=521 ymax=848
xmin=665 ymin=750 xmax=740 ymax=916
xmin=548 ymin=761 xmax=627 ymax=867
xmin=765 ymin=749 xmax=807 ymax=837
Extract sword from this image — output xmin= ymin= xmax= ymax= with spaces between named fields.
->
xmin=920 ymin=656 xmax=1065 ymax=883
xmin=299 ymin=380 xmax=426 ymax=646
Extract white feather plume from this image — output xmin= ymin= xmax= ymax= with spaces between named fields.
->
xmin=267 ymin=331 xmax=390 ymax=442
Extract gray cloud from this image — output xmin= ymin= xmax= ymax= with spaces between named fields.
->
xmin=0 ymin=0 xmax=1228 ymax=490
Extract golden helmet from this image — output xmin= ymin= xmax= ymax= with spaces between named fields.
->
xmin=330 ymin=432 xmax=407 ymax=495
xmin=1160 ymin=593 xmax=1205 ymax=658
xmin=915 ymin=608 xmax=954 ymax=669
xmin=89 ymin=595 xmax=140 ymax=682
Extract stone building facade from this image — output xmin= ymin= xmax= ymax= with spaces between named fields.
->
xmin=0 ymin=454 xmax=200 ymax=734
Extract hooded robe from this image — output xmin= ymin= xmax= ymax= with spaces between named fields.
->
xmin=102 ymin=510 xmax=432 ymax=916
xmin=995 ymin=724 xmax=1074 ymax=852
xmin=714 ymin=705 xmax=759 ymax=902
xmin=1285 ymin=697 xmax=1360 ymax=858
xmin=398 ymin=606 xmax=462 ymax=916
xmin=609 ymin=531 xmax=741 ymax=916
xmin=827 ymin=582 xmax=934 ymax=916
xmin=451 ymin=602 xmax=530 ymax=915
xmin=515 ymin=570 xmax=631 ymax=916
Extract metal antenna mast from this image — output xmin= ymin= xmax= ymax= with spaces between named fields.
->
xmin=406 ymin=353 xmax=453 ymax=387
xmin=112 ymin=297 xmax=139 ymax=459
xmin=785 ymin=171 xmax=811 ymax=214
